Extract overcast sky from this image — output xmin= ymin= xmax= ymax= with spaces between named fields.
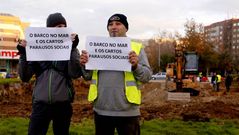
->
xmin=1 ymin=0 xmax=239 ymax=49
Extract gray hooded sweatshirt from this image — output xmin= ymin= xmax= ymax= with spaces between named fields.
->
xmin=18 ymin=48 xmax=82 ymax=103
xmin=82 ymin=47 xmax=152 ymax=116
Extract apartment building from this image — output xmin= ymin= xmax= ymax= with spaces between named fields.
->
xmin=0 ymin=13 xmax=29 ymax=76
xmin=204 ymin=18 xmax=239 ymax=62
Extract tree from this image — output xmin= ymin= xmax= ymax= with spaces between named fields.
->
xmin=160 ymin=53 xmax=174 ymax=71
xmin=179 ymin=19 xmax=205 ymax=54
xmin=145 ymin=30 xmax=176 ymax=73
xmin=178 ymin=19 xmax=218 ymax=74
xmin=144 ymin=39 xmax=160 ymax=73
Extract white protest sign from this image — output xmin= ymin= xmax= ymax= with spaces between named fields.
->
xmin=86 ymin=36 xmax=131 ymax=71
xmin=25 ymin=27 xmax=72 ymax=61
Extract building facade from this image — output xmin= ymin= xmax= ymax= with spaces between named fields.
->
xmin=0 ymin=13 xmax=29 ymax=76
xmin=204 ymin=18 xmax=239 ymax=63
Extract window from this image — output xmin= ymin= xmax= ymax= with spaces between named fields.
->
xmin=0 ymin=61 xmax=6 ymax=67
xmin=2 ymin=37 xmax=17 ymax=42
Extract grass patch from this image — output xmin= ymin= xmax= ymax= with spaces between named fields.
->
xmin=0 ymin=117 xmax=94 ymax=135
xmin=0 ymin=117 xmax=29 ymax=135
xmin=0 ymin=117 xmax=239 ymax=135
xmin=0 ymin=78 xmax=21 ymax=84
xmin=141 ymin=119 xmax=239 ymax=135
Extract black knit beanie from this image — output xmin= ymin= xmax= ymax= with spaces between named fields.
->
xmin=46 ymin=13 xmax=67 ymax=27
xmin=107 ymin=13 xmax=128 ymax=30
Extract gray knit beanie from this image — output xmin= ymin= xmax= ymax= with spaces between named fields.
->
xmin=46 ymin=13 xmax=67 ymax=27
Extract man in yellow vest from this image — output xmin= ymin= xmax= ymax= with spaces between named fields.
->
xmin=216 ymin=73 xmax=222 ymax=91
xmin=80 ymin=13 xmax=152 ymax=135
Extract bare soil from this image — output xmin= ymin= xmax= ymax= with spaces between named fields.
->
xmin=1 ymin=78 xmax=239 ymax=123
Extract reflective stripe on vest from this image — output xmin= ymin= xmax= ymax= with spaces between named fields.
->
xmin=88 ymin=41 xmax=142 ymax=104
xmin=88 ymin=70 xmax=98 ymax=101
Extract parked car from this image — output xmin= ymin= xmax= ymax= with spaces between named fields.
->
xmin=0 ymin=72 xmax=7 ymax=78
xmin=6 ymin=72 xmax=18 ymax=78
xmin=151 ymin=72 xmax=167 ymax=80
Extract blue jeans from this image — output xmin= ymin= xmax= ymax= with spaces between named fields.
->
xmin=94 ymin=112 xmax=140 ymax=135
xmin=28 ymin=102 xmax=72 ymax=135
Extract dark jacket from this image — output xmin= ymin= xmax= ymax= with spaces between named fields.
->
xmin=211 ymin=75 xmax=216 ymax=84
xmin=18 ymin=48 xmax=82 ymax=103
xmin=225 ymin=75 xmax=232 ymax=86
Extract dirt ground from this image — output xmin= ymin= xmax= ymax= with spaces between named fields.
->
xmin=0 ymin=78 xmax=239 ymax=123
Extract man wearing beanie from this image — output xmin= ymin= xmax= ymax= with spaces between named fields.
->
xmin=17 ymin=12 xmax=82 ymax=135
xmin=80 ymin=13 xmax=152 ymax=135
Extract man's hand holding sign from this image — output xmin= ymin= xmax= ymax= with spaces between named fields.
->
xmin=84 ymin=36 xmax=135 ymax=71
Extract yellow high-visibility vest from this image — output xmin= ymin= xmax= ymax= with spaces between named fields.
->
xmin=217 ymin=74 xmax=221 ymax=83
xmin=88 ymin=41 xmax=142 ymax=105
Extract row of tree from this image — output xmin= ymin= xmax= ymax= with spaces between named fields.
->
xmin=145 ymin=19 xmax=236 ymax=75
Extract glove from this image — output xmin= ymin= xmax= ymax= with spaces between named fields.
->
xmin=17 ymin=44 xmax=26 ymax=55
xmin=72 ymin=35 xmax=79 ymax=48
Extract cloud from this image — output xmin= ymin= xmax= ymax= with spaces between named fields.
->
xmin=1 ymin=0 xmax=239 ymax=49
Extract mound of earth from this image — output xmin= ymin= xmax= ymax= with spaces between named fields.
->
xmin=1 ymin=78 xmax=239 ymax=122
